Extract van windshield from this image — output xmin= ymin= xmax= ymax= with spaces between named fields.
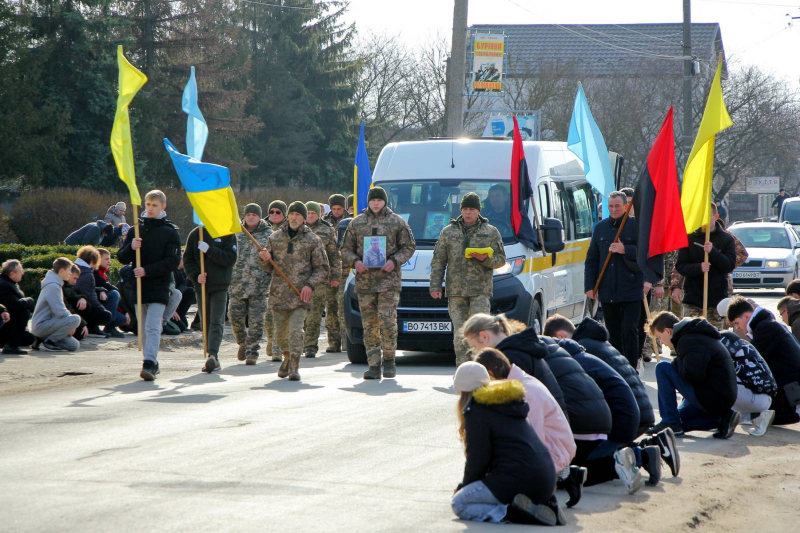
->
xmin=782 ymin=201 xmax=800 ymax=224
xmin=379 ymin=180 xmax=515 ymax=244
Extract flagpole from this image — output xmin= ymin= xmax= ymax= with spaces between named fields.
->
xmin=133 ymin=204 xmax=143 ymax=351
xmin=702 ymin=218 xmax=711 ymax=318
xmin=592 ymin=203 xmax=632 ymax=295
xmin=199 ymin=226 xmax=207 ymax=359
xmin=240 ymin=224 xmax=301 ymax=298
xmin=642 ymin=295 xmax=661 ymax=362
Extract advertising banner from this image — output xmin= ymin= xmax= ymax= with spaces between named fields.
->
xmin=471 ymin=34 xmax=504 ymax=93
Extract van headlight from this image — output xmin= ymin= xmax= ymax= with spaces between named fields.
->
xmin=766 ymin=260 xmax=785 ymax=268
xmin=494 ymin=256 xmax=525 ymax=277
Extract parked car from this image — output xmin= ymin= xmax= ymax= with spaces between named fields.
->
xmin=778 ymin=197 xmax=800 ymax=234
xmin=727 ymin=222 xmax=800 ymax=289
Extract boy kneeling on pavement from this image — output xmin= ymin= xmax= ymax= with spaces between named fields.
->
xmin=31 ymin=258 xmax=83 ymax=352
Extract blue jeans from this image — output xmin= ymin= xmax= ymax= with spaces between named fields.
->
xmin=451 ymin=481 xmax=507 ymax=523
xmin=102 ymin=290 xmax=126 ymax=327
xmin=655 ymin=361 xmax=721 ymax=431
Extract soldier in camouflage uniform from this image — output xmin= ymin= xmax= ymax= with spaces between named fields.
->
xmin=259 ymin=201 xmax=328 ymax=381
xmin=263 ymin=200 xmax=288 ymax=362
xmin=229 ymin=203 xmax=272 ymax=365
xmin=341 ymin=187 xmax=416 ymax=380
xmin=322 ymin=194 xmax=350 ymax=352
xmin=430 ymin=192 xmax=506 ymax=366
xmin=302 ymin=201 xmax=341 ymax=357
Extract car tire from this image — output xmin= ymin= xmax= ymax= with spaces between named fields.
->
xmin=528 ymin=299 xmax=543 ymax=335
xmin=346 ymin=336 xmax=368 ymax=365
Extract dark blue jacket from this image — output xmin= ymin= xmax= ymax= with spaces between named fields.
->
xmin=572 ymin=318 xmax=655 ymax=430
xmin=540 ymin=336 xmax=612 ymax=436
xmin=584 ymin=215 xmax=644 ymax=303
xmin=558 ymin=338 xmax=641 ymax=444
xmin=65 ymin=221 xmax=108 ymax=246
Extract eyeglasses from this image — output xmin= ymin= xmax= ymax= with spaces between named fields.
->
xmin=269 ymin=210 xmax=283 ymax=215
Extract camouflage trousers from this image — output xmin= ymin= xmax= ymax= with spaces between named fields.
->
xmin=358 ymin=291 xmax=400 ymax=367
xmin=303 ymin=286 xmax=327 ymax=353
xmin=325 ymin=277 xmax=344 ymax=347
xmin=683 ymin=303 xmax=725 ymax=330
xmin=336 ymin=276 xmax=346 ymax=342
xmin=650 ymin=291 xmax=683 ymax=319
xmin=449 ymin=295 xmax=491 ymax=366
xmin=273 ymin=307 xmax=308 ymax=356
xmin=228 ymin=295 xmax=268 ymax=359
xmin=264 ymin=304 xmax=280 ymax=356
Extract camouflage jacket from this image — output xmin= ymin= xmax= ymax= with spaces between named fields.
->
xmin=669 ymin=226 xmax=748 ymax=293
xmin=259 ymin=225 xmax=329 ymax=310
xmin=323 ymin=211 xmax=350 ymax=277
xmin=430 ymin=216 xmax=506 ymax=297
xmin=230 ymin=219 xmax=272 ymax=299
xmin=341 ymin=206 xmax=416 ymax=294
xmin=307 ymin=218 xmax=341 ymax=281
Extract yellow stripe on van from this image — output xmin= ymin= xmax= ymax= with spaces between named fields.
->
xmin=522 ymin=239 xmax=591 ymax=273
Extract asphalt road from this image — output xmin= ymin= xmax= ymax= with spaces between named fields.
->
xmin=0 ymin=288 xmax=792 ymax=532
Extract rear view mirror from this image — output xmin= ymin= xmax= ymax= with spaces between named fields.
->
xmin=338 ymin=218 xmax=352 ymax=247
xmin=541 ymin=217 xmax=565 ymax=253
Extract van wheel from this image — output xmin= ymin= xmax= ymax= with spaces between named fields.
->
xmin=346 ymin=336 xmax=368 ymax=364
xmin=528 ymin=300 xmax=543 ymax=335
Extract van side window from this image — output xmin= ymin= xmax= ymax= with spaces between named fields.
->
xmin=568 ymin=184 xmax=595 ymax=239
xmin=536 ymin=183 xmax=550 ymax=223
xmin=553 ymin=185 xmax=573 ymax=241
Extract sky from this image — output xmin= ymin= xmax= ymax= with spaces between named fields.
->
xmin=342 ymin=0 xmax=800 ymax=87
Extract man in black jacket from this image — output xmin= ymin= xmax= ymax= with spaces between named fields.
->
xmin=648 ymin=312 xmax=739 ymax=438
xmin=584 ymin=191 xmax=646 ymax=368
xmin=727 ymin=297 xmax=800 ymax=426
xmin=0 ymin=260 xmax=36 ymax=353
xmin=117 ymin=190 xmax=181 ymax=381
xmin=675 ymin=203 xmax=736 ymax=329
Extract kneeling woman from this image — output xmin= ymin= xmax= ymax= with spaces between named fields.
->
xmin=452 ymin=361 xmax=562 ymax=526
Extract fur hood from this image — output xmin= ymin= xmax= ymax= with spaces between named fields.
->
xmin=473 ymin=379 xmax=525 ymax=405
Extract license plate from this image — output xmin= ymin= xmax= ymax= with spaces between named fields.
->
xmin=734 ymin=271 xmax=759 ymax=279
xmin=403 ymin=321 xmax=452 ymax=333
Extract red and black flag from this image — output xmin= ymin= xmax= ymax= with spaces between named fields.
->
xmin=511 ymin=117 xmax=539 ymax=249
xmin=632 ymin=107 xmax=688 ymax=283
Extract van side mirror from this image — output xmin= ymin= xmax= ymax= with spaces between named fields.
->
xmin=541 ymin=217 xmax=565 ymax=253
xmin=338 ymin=218 xmax=352 ymax=247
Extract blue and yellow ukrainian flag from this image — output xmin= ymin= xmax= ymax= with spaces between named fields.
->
xmin=163 ymin=138 xmax=240 ymax=238
xmin=354 ymin=121 xmax=372 ymax=213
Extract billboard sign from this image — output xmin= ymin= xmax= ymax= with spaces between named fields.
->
xmin=471 ymin=34 xmax=504 ymax=93
xmin=746 ymin=177 xmax=780 ymax=194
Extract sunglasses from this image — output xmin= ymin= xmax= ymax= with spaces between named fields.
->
xmin=269 ymin=210 xmax=283 ymax=215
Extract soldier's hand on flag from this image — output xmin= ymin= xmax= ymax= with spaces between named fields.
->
xmin=609 ymin=242 xmax=625 ymax=254
xmin=198 ymin=273 xmax=207 ymax=284
xmin=331 ymin=280 xmax=340 ymax=288
xmin=431 ymin=291 xmax=443 ymax=299
xmin=701 ymin=261 xmax=711 ymax=273
xmin=354 ymin=260 xmax=367 ymax=273
xmin=585 ymin=290 xmax=596 ymax=300
xmin=132 ymin=238 xmax=143 ymax=250
xmin=381 ymin=260 xmax=396 ymax=273
xmin=259 ymin=249 xmax=272 ymax=263
xmin=134 ymin=267 xmax=146 ymax=278
xmin=654 ymin=285 xmax=664 ymax=298
xmin=301 ymin=286 xmax=312 ymax=302
xmin=703 ymin=241 xmax=713 ymax=254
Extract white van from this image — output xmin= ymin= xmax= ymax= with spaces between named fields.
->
xmin=341 ymin=138 xmax=599 ymax=364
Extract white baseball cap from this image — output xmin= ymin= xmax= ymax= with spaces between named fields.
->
xmin=717 ymin=297 xmax=732 ymax=320
xmin=454 ymin=362 xmax=490 ymax=392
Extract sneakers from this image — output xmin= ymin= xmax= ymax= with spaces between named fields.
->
xmin=647 ymin=420 xmax=685 ymax=437
xmin=202 ymin=355 xmax=221 ymax=373
xmin=713 ymin=410 xmax=741 ymax=439
xmin=613 ymin=448 xmax=644 ymax=494
xmin=41 ymin=339 xmax=65 ymax=352
xmin=140 ymin=360 xmax=160 ymax=381
xmin=237 ymin=345 xmax=246 ymax=361
xmin=563 ymin=465 xmax=587 ymax=508
xmin=642 ymin=446 xmax=662 ymax=486
xmin=654 ymin=427 xmax=680 ymax=477
xmin=748 ymin=410 xmax=775 ymax=437
xmin=87 ymin=326 xmax=110 ymax=338
xmin=363 ymin=365 xmax=382 ymax=380
xmin=2 ymin=345 xmax=28 ymax=355
xmin=506 ymin=494 xmax=557 ymax=526
xmin=103 ymin=326 xmax=125 ymax=338
xmin=383 ymin=359 xmax=396 ymax=378
xmin=304 ymin=350 xmax=316 ymax=359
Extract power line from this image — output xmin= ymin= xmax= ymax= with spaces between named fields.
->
xmin=695 ymin=0 xmax=800 ymax=7
xmin=239 ymin=0 xmax=315 ymax=9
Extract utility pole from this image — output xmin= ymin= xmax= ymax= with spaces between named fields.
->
xmin=682 ymin=0 xmax=693 ymax=167
xmin=444 ymin=0 xmax=469 ymax=137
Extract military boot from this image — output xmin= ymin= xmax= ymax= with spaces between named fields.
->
xmin=288 ymin=354 xmax=301 ymax=381
xmin=277 ymin=351 xmax=290 ymax=378
xmin=325 ymin=340 xmax=341 ymax=353
xmin=383 ymin=358 xmax=396 ymax=378
xmin=271 ymin=347 xmax=282 ymax=362
xmin=237 ymin=345 xmax=246 ymax=361
xmin=363 ymin=365 xmax=382 ymax=380
xmin=305 ymin=349 xmax=316 ymax=358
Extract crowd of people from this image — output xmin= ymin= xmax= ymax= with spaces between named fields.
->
xmin=2 ymin=187 xmax=800 ymax=526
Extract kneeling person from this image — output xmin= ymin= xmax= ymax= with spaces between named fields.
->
xmin=0 ymin=259 xmax=36 ymax=354
xmin=31 ymin=258 xmax=82 ymax=352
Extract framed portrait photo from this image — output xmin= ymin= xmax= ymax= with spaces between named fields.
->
xmin=362 ymin=236 xmax=387 ymax=268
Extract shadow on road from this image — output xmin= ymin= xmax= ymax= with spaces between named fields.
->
xmin=339 ymin=379 xmax=417 ymax=396
xmin=142 ymin=394 xmax=225 ymax=404
xmin=251 ymin=380 xmax=324 ymax=392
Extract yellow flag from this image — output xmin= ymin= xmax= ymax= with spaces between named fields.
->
xmin=110 ymin=46 xmax=148 ymax=206
xmin=681 ymin=61 xmax=733 ymax=234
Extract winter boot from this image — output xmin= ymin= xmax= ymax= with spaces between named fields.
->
xmin=383 ymin=358 xmax=396 ymax=378
xmin=325 ymin=341 xmax=341 ymax=353
xmin=363 ymin=366 xmax=382 ymax=380
xmin=277 ymin=352 xmax=290 ymax=378
xmin=288 ymin=354 xmax=301 ymax=381
xmin=245 ymin=350 xmax=258 ymax=366
xmin=237 ymin=345 xmax=247 ymax=361
xmin=305 ymin=349 xmax=316 ymax=359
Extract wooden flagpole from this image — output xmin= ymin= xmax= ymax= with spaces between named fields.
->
xmin=642 ymin=295 xmax=661 ymax=362
xmin=592 ymin=203 xmax=632 ymax=295
xmin=199 ymin=226 xmax=207 ymax=359
xmin=133 ymin=204 xmax=143 ymax=351
xmin=240 ymin=224 xmax=301 ymax=298
xmin=702 ymin=219 xmax=711 ymax=317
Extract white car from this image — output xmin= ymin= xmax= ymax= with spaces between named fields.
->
xmin=728 ymin=222 xmax=800 ymax=289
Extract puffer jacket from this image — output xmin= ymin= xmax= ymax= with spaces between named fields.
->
xmin=572 ymin=317 xmax=655 ymax=429
xmin=783 ymin=297 xmax=800 ymax=343
xmin=539 ymin=336 xmax=612 ymax=436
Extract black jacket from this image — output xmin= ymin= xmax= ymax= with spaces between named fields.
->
xmin=719 ymin=331 xmax=777 ymax=396
xmin=584 ymin=215 xmax=644 ymax=303
xmin=671 ymin=318 xmax=738 ymax=416
xmin=748 ymin=309 xmax=800 ymax=390
xmin=65 ymin=221 xmax=108 ymax=246
xmin=458 ymin=380 xmax=556 ymax=504
xmin=183 ymin=226 xmax=238 ymax=293
xmin=117 ymin=216 xmax=181 ymax=305
xmin=99 ymin=225 xmax=124 ymax=248
xmin=558 ymin=338 xmax=641 ymax=444
xmin=74 ymin=263 xmax=104 ymax=310
xmin=572 ymin=318 xmax=655 ymax=429
xmin=495 ymin=328 xmax=568 ymax=418
xmin=539 ymin=336 xmax=612 ymax=436
xmin=0 ymin=274 xmax=35 ymax=314
xmin=676 ymin=221 xmax=736 ymax=308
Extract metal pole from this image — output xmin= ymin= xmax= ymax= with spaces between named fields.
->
xmin=683 ymin=0 xmax=693 ymax=167
xmin=445 ymin=0 xmax=468 ymax=137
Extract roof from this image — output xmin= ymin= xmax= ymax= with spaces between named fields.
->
xmin=469 ymin=23 xmax=725 ymax=78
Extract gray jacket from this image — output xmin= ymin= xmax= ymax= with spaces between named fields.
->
xmin=103 ymin=206 xmax=127 ymax=226
xmin=31 ymin=271 xmax=71 ymax=335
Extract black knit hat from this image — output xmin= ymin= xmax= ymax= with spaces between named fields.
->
xmin=460 ymin=192 xmax=482 ymax=211
xmin=268 ymin=200 xmax=287 ymax=216
xmin=288 ymin=201 xmax=308 ymax=220
xmin=244 ymin=203 xmax=262 ymax=218
xmin=367 ymin=186 xmax=388 ymax=203
xmin=329 ymin=194 xmax=346 ymax=208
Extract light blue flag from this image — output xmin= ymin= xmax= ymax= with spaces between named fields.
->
xmin=182 ymin=66 xmax=209 ymax=225
xmin=567 ymin=84 xmax=615 ymax=218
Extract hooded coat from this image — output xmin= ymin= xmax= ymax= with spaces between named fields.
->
xmin=457 ymin=380 xmax=557 ymax=505
xmin=783 ymin=297 xmax=800 ymax=344
xmin=748 ymin=309 xmax=800 ymax=392
xmin=495 ymin=327 xmax=568 ymax=418
xmin=31 ymin=271 xmax=72 ymax=335
xmin=572 ymin=318 xmax=655 ymax=429
xmin=671 ymin=318 xmax=738 ymax=416
xmin=65 ymin=221 xmax=108 ymax=246
xmin=104 ymin=205 xmax=127 ymax=226
xmin=539 ymin=336 xmax=612 ymax=436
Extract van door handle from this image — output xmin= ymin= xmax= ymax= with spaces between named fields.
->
xmin=551 ymin=253 xmax=557 ymax=266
